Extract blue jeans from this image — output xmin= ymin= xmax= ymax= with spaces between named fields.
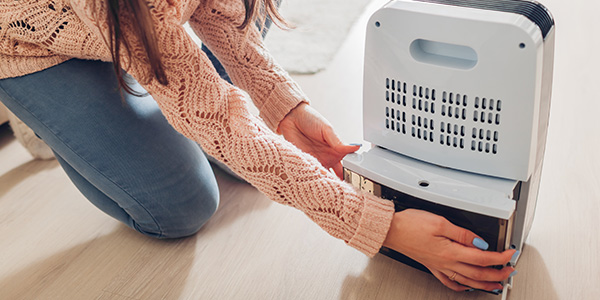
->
xmin=0 ymin=59 xmax=219 ymax=238
xmin=0 ymin=10 xmax=278 ymax=238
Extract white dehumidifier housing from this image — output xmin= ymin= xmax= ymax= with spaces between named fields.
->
xmin=343 ymin=0 xmax=554 ymax=295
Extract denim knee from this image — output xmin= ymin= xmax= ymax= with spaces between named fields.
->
xmin=134 ymin=188 xmax=220 ymax=239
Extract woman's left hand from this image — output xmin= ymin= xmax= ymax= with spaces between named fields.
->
xmin=277 ymin=103 xmax=360 ymax=179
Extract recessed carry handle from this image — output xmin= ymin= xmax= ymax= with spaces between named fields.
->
xmin=409 ymin=39 xmax=478 ymax=69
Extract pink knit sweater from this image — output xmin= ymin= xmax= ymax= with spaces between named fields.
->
xmin=0 ymin=0 xmax=395 ymax=256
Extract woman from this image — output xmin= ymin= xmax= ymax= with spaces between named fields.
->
xmin=0 ymin=0 xmax=516 ymax=293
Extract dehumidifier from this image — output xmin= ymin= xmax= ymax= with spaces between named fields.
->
xmin=343 ymin=0 xmax=554 ymax=296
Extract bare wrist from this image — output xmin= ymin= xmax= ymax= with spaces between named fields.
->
xmin=277 ymin=102 xmax=308 ymax=133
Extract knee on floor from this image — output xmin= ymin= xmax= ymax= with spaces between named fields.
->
xmin=134 ymin=192 xmax=220 ymax=239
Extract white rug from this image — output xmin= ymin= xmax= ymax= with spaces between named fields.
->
xmin=264 ymin=0 xmax=373 ymax=74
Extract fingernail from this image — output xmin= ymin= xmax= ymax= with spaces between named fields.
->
xmin=466 ymin=288 xmax=475 ymax=292
xmin=472 ymin=237 xmax=489 ymax=250
xmin=492 ymin=289 xmax=502 ymax=294
xmin=349 ymin=143 xmax=363 ymax=147
xmin=510 ymin=250 xmax=520 ymax=265
xmin=509 ymin=270 xmax=518 ymax=278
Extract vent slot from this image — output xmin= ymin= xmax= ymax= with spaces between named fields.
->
xmin=440 ymin=121 xmax=465 ymax=149
xmin=384 ymin=78 xmax=502 ymax=154
xmin=471 ymin=128 xmax=499 ymax=154
xmin=441 ymin=92 xmax=467 ymax=120
xmin=410 ymin=114 xmax=435 ymax=142
xmin=473 ymin=97 xmax=501 ymax=125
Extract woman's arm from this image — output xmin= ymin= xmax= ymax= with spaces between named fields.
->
xmin=188 ymin=0 xmax=308 ymax=132
xmin=71 ymin=0 xmax=395 ymax=257
xmin=70 ymin=1 xmax=515 ymax=292
xmin=187 ymin=1 xmax=362 ymax=178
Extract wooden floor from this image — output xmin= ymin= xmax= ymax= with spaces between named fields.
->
xmin=1 ymin=0 xmax=598 ymax=299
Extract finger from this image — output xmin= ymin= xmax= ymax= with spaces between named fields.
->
xmin=453 ymin=263 xmax=516 ymax=283
xmin=440 ymin=219 xmax=487 ymax=249
xmin=322 ymin=126 xmax=345 ymax=148
xmin=321 ymin=126 xmax=361 ymax=155
xmin=430 ymin=269 xmax=470 ymax=292
xmin=333 ymin=162 xmax=344 ymax=180
xmin=338 ymin=144 xmax=361 ymax=155
xmin=446 ymin=270 xmax=504 ymax=292
xmin=452 ymin=247 xmax=516 ymax=267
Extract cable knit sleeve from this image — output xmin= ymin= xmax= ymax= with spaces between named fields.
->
xmin=188 ymin=0 xmax=307 ymax=131
xmin=71 ymin=0 xmax=395 ymax=257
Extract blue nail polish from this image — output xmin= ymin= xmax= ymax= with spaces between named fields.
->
xmin=473 ymin=237 xmax=489 ymax=250
xmin=509 ymin=270 xmax=518 ymax=278
xmin=510 ymin=250 xmax=520 ymax=265
xmin=349 ymin=143 xmax=363 ymax=147
xmin=492 ymin=289 xmax=502 ymax=294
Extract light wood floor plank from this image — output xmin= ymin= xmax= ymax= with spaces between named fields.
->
xmin=1 ymin=0 xmax=599 ymax=299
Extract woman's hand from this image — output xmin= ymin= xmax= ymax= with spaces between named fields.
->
xmin=383 ymin=209 xmax=517 ymax=292
xmin=278 ymin=103 xmax=360 ymax=179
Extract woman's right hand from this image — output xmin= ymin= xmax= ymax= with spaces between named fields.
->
xmin=383 ymin=209 xmax=517 ymax=292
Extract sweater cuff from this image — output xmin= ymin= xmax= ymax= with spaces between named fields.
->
xmin=347 ymin=193 xmax=396 ymax=257
xmin=259 ymin=80 xmax=309 ymax=131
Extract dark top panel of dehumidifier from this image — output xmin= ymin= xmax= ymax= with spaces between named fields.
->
xmin=415 ymin=0 xmax=554 ymax=39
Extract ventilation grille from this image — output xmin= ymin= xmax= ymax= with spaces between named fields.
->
xmin=473 ymin=97 xmax=502 ymax=125
xmin=440 ymin=121 xmax=465 ymax=149
xmin=441 ymin=92 xmax=467 ymax=120
xmin=471 ymin=128 xmax=499 ymax=154
xmin=384 ymin=77 xmax=503 ymax=155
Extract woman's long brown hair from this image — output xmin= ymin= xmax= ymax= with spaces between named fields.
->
xmin=105 ymin=0 xmax=287 ymax=96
